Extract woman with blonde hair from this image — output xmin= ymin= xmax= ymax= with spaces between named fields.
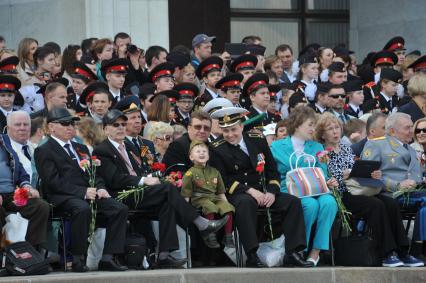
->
xmin=76 ymin=117 xmax=105 ymax=153
xmin=399 ymin=73 xmax=426 ymax=122
xmin=145 ymin=121 xmax=174 ymax=162
xmin=16 ymin=38 xmax=39 ymax=82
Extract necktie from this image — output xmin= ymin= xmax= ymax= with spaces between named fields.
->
xmin=184 ymin=117 xmax=190 ymax=124
xmin=22 ymin=145 xmax=31 ymax=161
xmin=118 ymin=144 xmax=137 ymax=176
xmin=339 ymin=114 xmax=346 ymax=123
xmin=132 ymin=137 xmax=139 ymax=149
xmin=403 ymin=144 xmax=409 ymax=150
xmin=64 ymin=144 xmax=78 ymax=164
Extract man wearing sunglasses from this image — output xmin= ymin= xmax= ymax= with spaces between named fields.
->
xmin=327 ymin=83 xmax=353 ymax=124
xmin=93 ymin=109 xmax=228 ymax=268
xmin=163 ymin=111 xmax=212 ymax=172
xmin=34 ymin=107 xmax=129 ymax=272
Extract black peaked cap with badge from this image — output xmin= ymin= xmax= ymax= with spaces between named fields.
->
xmin=242 ymin=73 xmax=269 ymax=96
xmin=148 ymin=62 xmax=175 ymax=83
xmin=71 ymin=61 xmax=98 ymax=82
xmin=0 ymin=56 xmax=19 ymax=74
xmin=230 ymin=54 xmax=258 ymax=73
xmin=100 ymin=58 xmax=129 ymax=80
xmin=79 ymin=81 xmax=110 ymax=105
xmin=215 ymin=73 xmax=243 ymax=90
xmin=195 ymin=56 xmax=223 ymax=79
xmin=383 ymin=36 xmax=406 ymax=52
xmin=174 ymin=83 xmax=199 ymax=100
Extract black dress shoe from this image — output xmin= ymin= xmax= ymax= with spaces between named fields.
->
xmin=98 ymin=258 xmax=128 ymax=271
xmin=246 ymin=253 xmax=265 ymax=268
xmin=283 ymin=252 xmax=314 ymax=267
xmin=157 ymin=255 xmax=187 ymax=269
xmin=200 ymin=215 xmax=229 ymax=236
xmin=72 ymin=259 xmax=89 ymax=272
xmin=202 ymin=233 xmax=220 ymax=249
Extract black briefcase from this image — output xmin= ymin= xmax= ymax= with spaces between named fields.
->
xmin=334 ymin=235 xmax=380 ymax=266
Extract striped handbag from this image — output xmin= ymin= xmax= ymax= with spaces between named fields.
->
xmin=285 ymin=151 xmax=330 ymax=198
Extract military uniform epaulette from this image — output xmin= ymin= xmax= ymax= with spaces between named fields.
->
xmin=247 ymin=132 xmax=264 ymax=138
xmin=211 ymin=138 xmax=226 ymax=148
xmin=371 ymin=136 xmax=386 ymax=141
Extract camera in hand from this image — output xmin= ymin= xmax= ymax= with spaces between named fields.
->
xmin=127 ymin=44 xmax=139 ymax=54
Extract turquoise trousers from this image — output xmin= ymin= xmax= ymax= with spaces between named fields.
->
xmin=301 ymin=194 xmax=338 ymax=251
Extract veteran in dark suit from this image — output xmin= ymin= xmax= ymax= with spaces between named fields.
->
xmin=34 ymin=108 xmax=128 ymax=272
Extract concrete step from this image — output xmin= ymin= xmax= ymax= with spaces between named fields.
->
xmin=0 ymin=267 xmax=426 ymax=283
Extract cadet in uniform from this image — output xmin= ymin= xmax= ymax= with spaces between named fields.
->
xmin=101 ymin=58 xmax=129 ymax=106
xmin=68 ymin=61 xmax=98 ymax=111
xmin=209 ymin=107 xmax=311 ymax=268
xmin=77 ymin=81 xmax=111 ymax=123
xmin=243 ymin=73 xmax=281 ymax=132
xmin=194 ymin=56 xmax=223 ymax=109
xmin=173 ymin=82 xmax=199 ymax=128
xmin=148 ymin=62 xmax=175 ymax=93
xmin=363 ymin=68 xmax=402 ymax=114
xmin=215 ymin=73 xmax=244 ymax=107
xmin=0 ymin=75 xmax=22 ymax=132
xmin=181 ymin=140 xmax=235 ymax=248
xmin=343 ymin=79 xmax=364 ymax=118
xmin=230 ymin=54 xmax=257 ymax=86
xmin=383 ymin=36 xmax=406 ymax=71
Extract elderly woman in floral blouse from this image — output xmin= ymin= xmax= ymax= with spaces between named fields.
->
xmin=314 ymin=113 xmax=423 ymax=267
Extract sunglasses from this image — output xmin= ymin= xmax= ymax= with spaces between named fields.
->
xmin=415 ymin=128 xmax=426 ymax=134
xmin=111 ymin=122 xmax=127 ymax=128
xmin=329 ymin=94 xmax=346 ymax=99
xmin=55 ymin=121 xmax=75 ymax=127
xmin=192 ymin=124 xmax=211 ymax=131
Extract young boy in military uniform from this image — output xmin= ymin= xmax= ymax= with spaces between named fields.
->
xmin=181 ymin=140 xmax=234 ymax=249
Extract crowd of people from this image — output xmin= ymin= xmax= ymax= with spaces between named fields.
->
xmin=1 ymin=31 xmax=426 ymax=272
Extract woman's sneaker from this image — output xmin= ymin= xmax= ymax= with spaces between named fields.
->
xmin=382 ymin=255 xmax=404 ymax=267
xmin=400 ymin=255 xmax=424 ymax=267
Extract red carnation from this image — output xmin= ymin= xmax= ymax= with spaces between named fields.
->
xmin=151 ymin=162 xmax=166 ymax=173
xmin=13 ymin=188 xmax=29 ymax=207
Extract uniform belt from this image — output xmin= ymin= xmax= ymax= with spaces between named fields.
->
xmin=192 ymin=192 xmax=220 ymax=199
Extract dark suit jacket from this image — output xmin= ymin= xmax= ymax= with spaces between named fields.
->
xmin=209 ymin=132 xmax=280 ymax=195
xmin=0 ymin=111 xmax=6 ymax=134
xmin=34 ymin=137 xmax=106 ymax=205
xmin=162 ymin=133 xmax=192 ymax=172
xmin=93 ymin=139 xmax=144 ymax=196
xmin=344 ymin=105 xmax=361 ymax=118
xmin=351 ymin=137 xmax=368 ymax=158
xmin=399 ymin=100 xmax=425 ymax=123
